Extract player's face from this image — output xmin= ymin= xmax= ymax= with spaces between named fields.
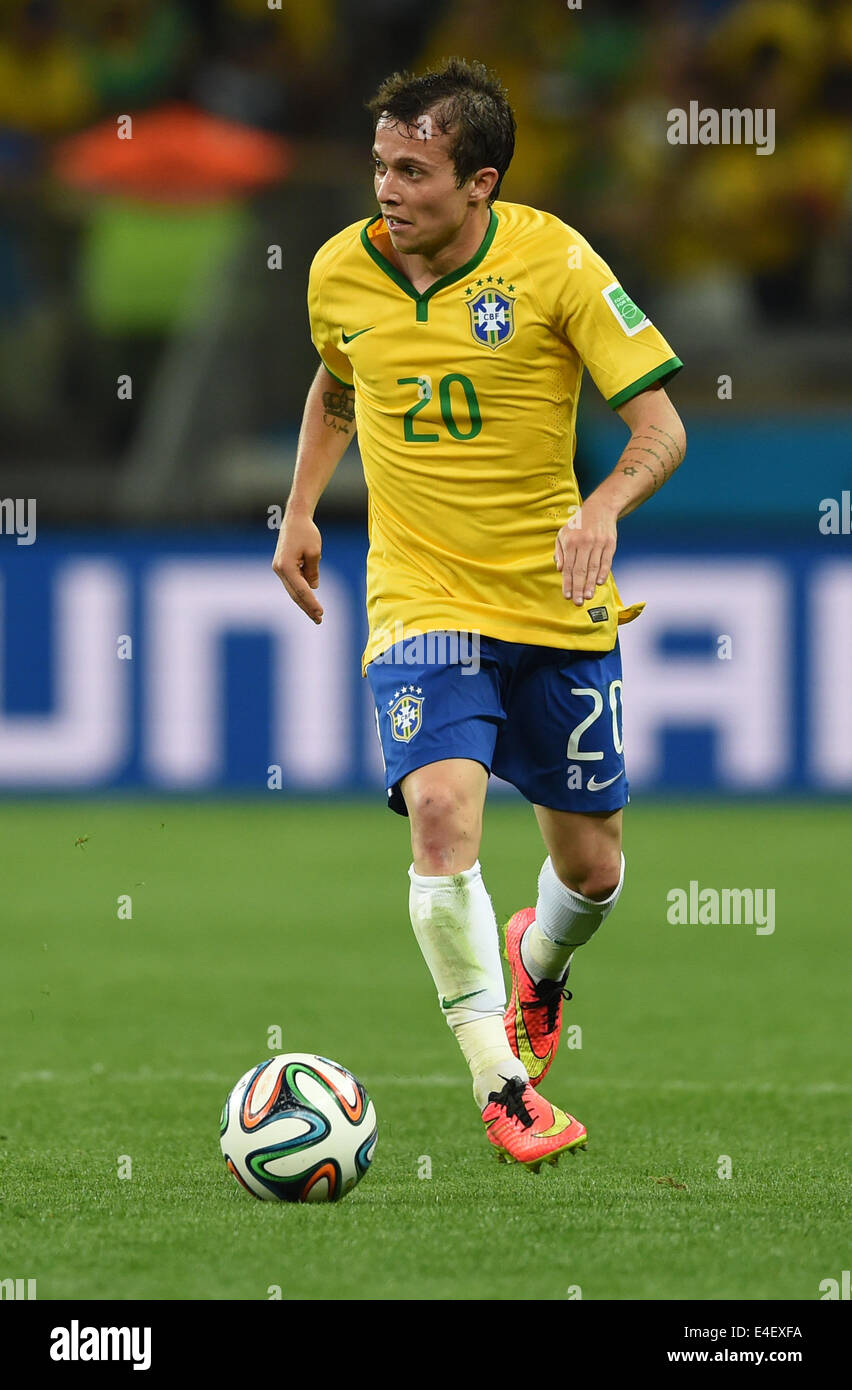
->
xmin=372 ymin=114 xmax=484 ymax=257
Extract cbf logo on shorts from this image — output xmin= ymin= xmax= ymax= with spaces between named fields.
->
xmin=468 ymin=289 xmax=515 ymax=349
xmin=387 ymin=686 xmax=424 ymax=743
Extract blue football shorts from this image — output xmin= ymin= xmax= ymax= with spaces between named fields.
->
xmin=366 ymin=631 xmax=628 ymax=816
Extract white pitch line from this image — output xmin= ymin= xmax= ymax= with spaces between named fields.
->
xmin=373 ymin=1077 xmax=852 ymax=1095
xmin=7 ymin=1070 xmax=851 ymax=1096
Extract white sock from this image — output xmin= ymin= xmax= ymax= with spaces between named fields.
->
xmin=408 ymin=861 xmax=528 ymax=1107
xmin=521 ymin=853 xmax=625 ymax=984
xmin=452 ymin=1015 xmax=527 ymax=1110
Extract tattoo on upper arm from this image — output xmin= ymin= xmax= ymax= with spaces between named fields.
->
xmin=322 ymin=387 xmax=356 ymax=434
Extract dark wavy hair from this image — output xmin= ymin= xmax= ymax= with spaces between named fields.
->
xmin=367 ymin=57 xmax=516 ymax=204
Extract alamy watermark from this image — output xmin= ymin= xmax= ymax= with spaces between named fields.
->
xmin=50 ymin=1321 xmax=151 ymax=1370
xmin=667 ymin=881 xmax=775 ymax=935
xmin=0 ymin=1277 xmax=36 ymax=1299
xmin=820 ymin=1270 xmax=850 ymax=1299
xmin=667 ymin=102 xmax=775 ymax=156
xmin=371 ymin=625 xmax=481 ymax=675
xmin=818 ymin=492 xmax=851 ymax=535
xmin=0 ymin=498 xmax=36 ymax=546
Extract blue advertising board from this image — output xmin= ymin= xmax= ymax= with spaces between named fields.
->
xmin=0 ymin=529 xmax=849 ymax=795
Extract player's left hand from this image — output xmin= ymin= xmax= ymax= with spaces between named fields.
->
xmin=554 ymin=498 xmax=618 ymax=607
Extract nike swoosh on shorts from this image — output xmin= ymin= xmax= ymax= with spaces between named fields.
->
xmin=587 ymin=770 xmax=624 ymax=792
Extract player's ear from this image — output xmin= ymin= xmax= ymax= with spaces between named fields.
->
xmin=471 ymin=168 xmax=499 ymax=202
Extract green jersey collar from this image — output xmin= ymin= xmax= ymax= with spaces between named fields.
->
xmin=360 ymin=209 xmax=499 ymax=318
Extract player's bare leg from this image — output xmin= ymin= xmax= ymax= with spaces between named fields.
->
xmin=403 ymin=759 xmax=586 ymax=1166
xmin=405 ymin=757 xmax=487 ymax=876
xmin=534 ymin=806 xmax=623 ymax=903
xmin=504 ymin=808 xmax=624 ymax=1087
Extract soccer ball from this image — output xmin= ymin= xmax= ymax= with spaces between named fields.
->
xmin=219 ymin=1053 xmax=377 ymax=1202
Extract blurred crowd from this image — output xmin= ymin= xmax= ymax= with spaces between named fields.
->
xmin=0 ymin=0 xmax=443 ymax=144
xmin=0 ymin=0 xmax=850 ymax=471
xmin=420 ymin=0 xmax=852 ymax=330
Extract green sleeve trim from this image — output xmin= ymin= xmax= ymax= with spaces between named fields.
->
xmin=318 ymin=356 xmax=354 ymax=389
xmin=607 ymin=356 xmax=683 ymax=410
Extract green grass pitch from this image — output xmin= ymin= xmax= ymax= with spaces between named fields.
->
xmin=1 ymin=798 xmax=848 ymax=1301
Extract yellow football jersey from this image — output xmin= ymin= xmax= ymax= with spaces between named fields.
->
xmin=307 ymin=201 xmax=682 ymax=672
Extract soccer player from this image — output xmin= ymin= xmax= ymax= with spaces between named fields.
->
xmin=273 ymin=58 xmax=686 ymax=1169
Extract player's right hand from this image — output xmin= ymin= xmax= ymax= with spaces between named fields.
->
xmin=272 ymin=512 xmax=324 ymax=624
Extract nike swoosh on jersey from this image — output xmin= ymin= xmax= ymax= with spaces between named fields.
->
xmin=587 ymin=770 xmax=625 ymax=792
xmin=341 ymin=326 xmax=375 ymax=342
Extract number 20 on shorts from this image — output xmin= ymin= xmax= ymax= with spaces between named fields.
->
xmin=567 ymin=680 xmax=624 ymax=761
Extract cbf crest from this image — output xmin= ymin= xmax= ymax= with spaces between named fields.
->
xmin=468 ymin=289 xmax=514 ymax=350
xmin=387 ymin=686 xmax=424 ymax=743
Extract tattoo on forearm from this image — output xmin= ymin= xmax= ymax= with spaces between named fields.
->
xmin=322 ymin=388 xmax=355 ymax=434
xmin=649 ymin=423 xmax=685 ymax=462
xmin=622 ymin=445 xmax=671 ymax=487
xmin=619 ymin=451 xmax=665 ymax=490
xmin=618 ymin=424 xmax=685 ymax=491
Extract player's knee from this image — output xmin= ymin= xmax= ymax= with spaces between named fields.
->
xmin=406 ymin=784 xmax=480 ymax=873
xmin=552 ymin=851 xmax=622 ymax=902
xmin=405 ymin=782 xmax=466 ymax=834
